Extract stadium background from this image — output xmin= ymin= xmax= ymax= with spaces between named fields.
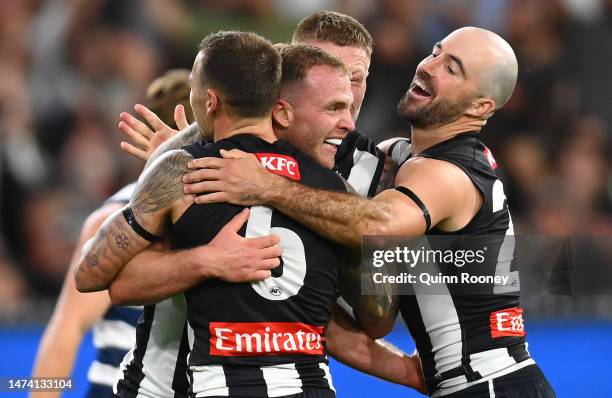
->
xmin=0 ymin=0 xmax=610 ymax=396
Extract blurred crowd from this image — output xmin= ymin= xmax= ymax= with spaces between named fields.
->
xmin=0 ymin=0 xmax=610 ymax=319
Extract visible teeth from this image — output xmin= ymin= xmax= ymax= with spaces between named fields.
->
xmin=414 ymin=80 xmax=430 ymax=94
xmin=324 ymin=139 xmax=342 ymax=146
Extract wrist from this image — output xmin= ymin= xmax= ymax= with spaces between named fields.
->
xmin=183 ymin=245 xmax=219 ymax=280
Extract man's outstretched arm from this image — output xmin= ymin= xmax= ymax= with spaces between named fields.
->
xmin=75 ymin=149 xmax=194 ymax=292
xmin=183 ymin=150 xmax=465 ymax=248
xmin=326 ymin=304 xmax=427 ymax=394
xmin=109 ymin=208 xmax=281 ymax=305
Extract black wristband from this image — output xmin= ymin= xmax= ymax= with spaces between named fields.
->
xmin=122 ymin=207 xmax=161 ymax=242
xmin=394 ymin=186 xmax=431 ymax=232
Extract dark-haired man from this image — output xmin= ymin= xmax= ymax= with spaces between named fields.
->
xmin=184 ymin=27 xmax=556 ymax=398
xmin=77 ymin=31 xmax=366 ymax=397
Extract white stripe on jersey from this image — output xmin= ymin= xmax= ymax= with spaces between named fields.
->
xmin=411 ymin=259 xmax=463 ymax=377
xmin=114 ymin=347 xmax=134 ymax=394
xmin=347 ymin=149 xmax=380 ymax=197
xmin=261 ymin=363 xmax=303 ymax=397
xmin=88 ymin=361 xmax=122 ymax=387
xmin=319 ymin=362 xmax=335 ymax=393
xmin=139 ymin=295 xmax=187 ymax=397
xmin=488 ymin=379 xmax=495 ymax=398
xmin=388 ymin=138 xmax=412 ymax=166
xmin=191 ymin=365 xmax=229 ymax=397
xmin=431 ymin=359 xmax=535 ymax=397
xmin=106 ymin=182 xmax=137 ymax=203
xmin=92 ymin=319 xmax=137 ymax=350
xmin=116 ymin=294 xmax=187 ymax=398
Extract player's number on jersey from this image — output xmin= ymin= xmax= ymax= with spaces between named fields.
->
xmin=491 ymin=179 xmax=519 ymax=293
xmin=245 ymin=206 xmax=307 ymax=301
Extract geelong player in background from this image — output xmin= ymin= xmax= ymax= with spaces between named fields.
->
xmin=183 ymin=27 xmax=556 ymax=398
xmin=29 ymin=69 xmax=195 ymax=398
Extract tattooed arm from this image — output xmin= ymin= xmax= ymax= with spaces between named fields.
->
xmin=144 ymin=123 xmax=201 ymax=170
xmin=335 ymin=178 xmax=400 ymax=338
xmin=74 ymin=149 xmax=194 ymax=292
xmin=338 ymin=249 xmax=400 ymax=339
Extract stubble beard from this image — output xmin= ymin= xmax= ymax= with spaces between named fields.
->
xmin=397 ymin=93 xmax=471 ymax=129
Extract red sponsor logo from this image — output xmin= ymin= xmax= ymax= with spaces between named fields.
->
xmin=209 ymin=322 xmax=324 ymax=356
xmin=490 ymin=307 xmax=525 ymax=338
xmin=255 ymin=153 xmax=301 ymax=181
xmin=484 ymin=147 xmax=498 ymax=170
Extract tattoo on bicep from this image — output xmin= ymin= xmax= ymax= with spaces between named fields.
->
xmin=132 ymin=149 xmax=194 ymax=213
xmin=145 ymin=123 xmax=201 ymax=169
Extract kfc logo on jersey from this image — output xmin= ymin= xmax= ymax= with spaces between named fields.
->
xmin=490 ymin=307 xmax=525 ymax=338
xmin=209 ymin=322 xmax=324 ymax=356
xmin=256 ymin=153 xmax=301 ymax=181
xmin=484 ymin=147 xmax=498 ymax=170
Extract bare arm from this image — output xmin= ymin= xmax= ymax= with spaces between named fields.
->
xmin=30 ymin=204 xmax=119 ymax=397
xmin=109 ymin=208 xmax=281 ymax=305
xmin=326 ymin=304 xmax=427 ymax=394
xmin=338 ymin=248 xmax=400 ymax=339
xmin=74 ymin=149 xmax=194 ymax=292
xmin=144 ymin=122 xmax=201 ymax=170
xmin=184 ymin=150 xmax=477 ymax=248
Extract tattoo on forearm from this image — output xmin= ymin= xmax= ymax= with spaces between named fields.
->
xmin=133 ymin=149 xmax=194 ymax=213
xmin=87 ymin=253 xmax=99 ymax=267
xmin=116 ymin=232 xmax=130 ymax=248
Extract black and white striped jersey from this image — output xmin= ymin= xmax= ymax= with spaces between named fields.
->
xmin=108 ymin=182 xmax=190 ymax=398
xmin=398 ymin=133 xmax=533 ymax=396
xmin=71 ymin=183 xmax=143 ymax=398
xmin=174 ymin=134 xmax=346 ymax=397
xmin=334 ymin=130 xmax=385 ymax=198
xmin=88 ymin=305 xmax=141 ymax=398
xmin=114 ymin=296 xmax=190 ymax=398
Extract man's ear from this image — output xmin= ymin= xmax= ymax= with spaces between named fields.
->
xmin=272 ymin=98 xmax=293 ymax=128
xmin=465 ymin=97 xmax=496 ymax=119
xmin=206 ymin=89 xmax=220 ymax=115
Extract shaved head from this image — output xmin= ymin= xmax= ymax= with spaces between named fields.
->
xmin=450 ymin=27 xmax=518 ymax=110
xmin=399 ymin=26 xmax=519 ymax=128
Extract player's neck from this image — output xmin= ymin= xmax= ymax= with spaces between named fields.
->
xmin=213 ymin=115 xmax=277 ymax=143
xmin=410 ymin=117 xmax=485 ymax=155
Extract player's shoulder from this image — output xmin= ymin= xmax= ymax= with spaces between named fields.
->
xmin=419 ymin=132 xmax=499 ymax=180
xmin=183 ymin=134 xmax=281 ymax=160
xmin=291 ymin=147 xmax=346 ymax=193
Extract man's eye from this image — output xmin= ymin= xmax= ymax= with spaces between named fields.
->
xmin=446 ymin=65 xmax=455 ymax=74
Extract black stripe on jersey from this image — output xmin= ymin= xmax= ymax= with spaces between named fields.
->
xmin=116 ymin=304 xmax=155 ymax=398
xmin=224 ymin=365 xmax=268 ymax=396
xmin=368 ymin=152 xmax=385 ymax=198
xmin=97 ymin=347 xmax=129 ymax=367
xmin=295 ymin=361 xmax=330 ymax=390
xmin=104 ymin=306 xmax=142 ymax=325
xmin=171 ymin=322 xmax=190 ymax=398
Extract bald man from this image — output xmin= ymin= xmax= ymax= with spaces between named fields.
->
xmin=183 ymin=27 xmax=556 ymax=397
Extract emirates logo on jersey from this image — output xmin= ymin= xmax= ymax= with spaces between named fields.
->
xmin=484 ymin=147 xmax=498 ymax=170
xmin=209 ymin=322 xmax=324 ymax=356
xmin=490 ymin=307 xmax=525 ymax=338
xmin=255 ymin=153 xmax=301 ymax=181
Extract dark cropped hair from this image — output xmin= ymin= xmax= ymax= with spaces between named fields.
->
xmin=198 ymin=31 xmax=281 ymax=117
xmin=279 ymin=44 xmax=349 ymax=90
xmin=292 ymin=11 xmax=373 ymax=56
